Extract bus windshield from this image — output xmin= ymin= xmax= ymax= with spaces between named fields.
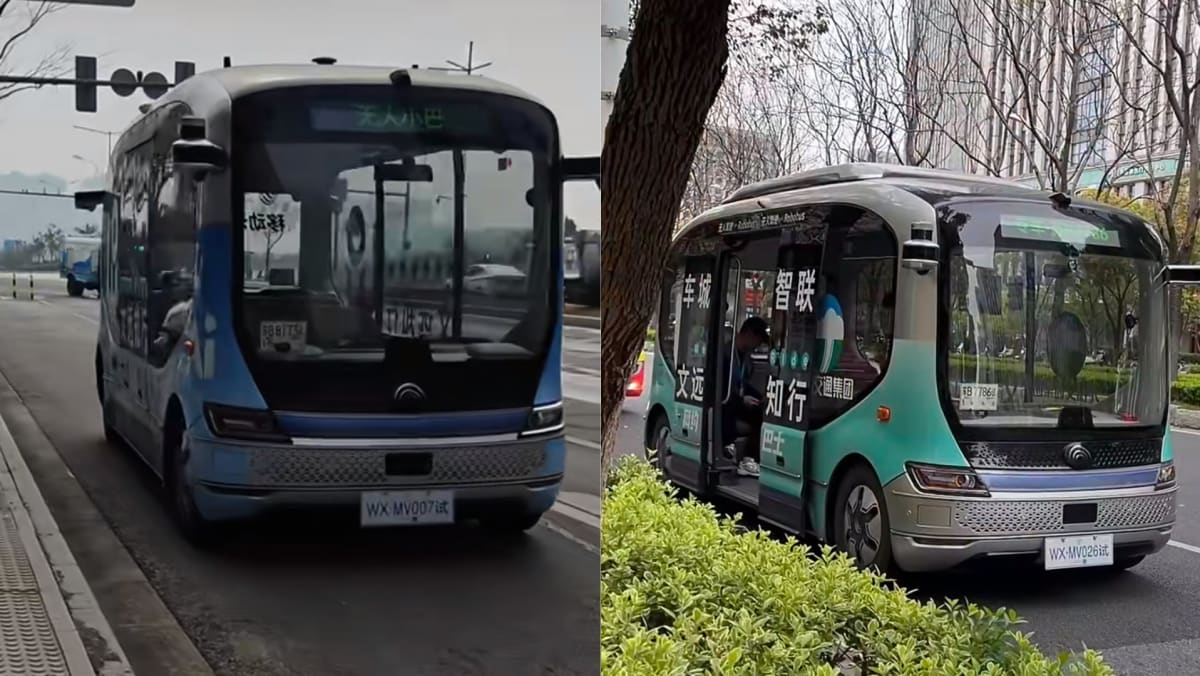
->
xmin=231 ymin=85 xmax=557 ymax=412
xmin=939 ymin=199 xmax=1168 ymax=429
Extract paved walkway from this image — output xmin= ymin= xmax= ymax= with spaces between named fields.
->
xmin=0 ymin=412 xmax=132 ymax=675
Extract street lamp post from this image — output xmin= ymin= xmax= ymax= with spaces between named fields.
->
xmin=74 ymin=124 xmax=116 ymax=157
xmin=71 ymin=154 xmax=101 ymax=173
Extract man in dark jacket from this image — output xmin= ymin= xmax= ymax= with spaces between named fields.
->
xmin=720 ymin=316 xmax=769 ymax=476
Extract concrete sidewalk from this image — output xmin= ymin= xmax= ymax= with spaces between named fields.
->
xmin=0 ymin=412 xmax=132 ymax=675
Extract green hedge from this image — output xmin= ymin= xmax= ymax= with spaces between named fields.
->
xmin=601 ymin=457 xmax=1113 ymax=675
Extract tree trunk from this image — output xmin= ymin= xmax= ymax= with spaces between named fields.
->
xmin=600 ymin=0 xmax=733 ymax=475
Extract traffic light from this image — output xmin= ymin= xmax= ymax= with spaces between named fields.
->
xmin=75 ymin=56 xmax=97 ymax=113
xmin=73 ymin=57 xmax=197 ymax=112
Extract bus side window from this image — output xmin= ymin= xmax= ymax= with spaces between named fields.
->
xmin=657 ymin=264 xmax=681 ymax=372
xmin=809 ymin=210 xmax=898 ymax=425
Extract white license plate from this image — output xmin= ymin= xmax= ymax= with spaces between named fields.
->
xmin=360 ymin=490 xmax=454 ymax=527
xmin=1044 ymin=533 xmax=1114 ymax=570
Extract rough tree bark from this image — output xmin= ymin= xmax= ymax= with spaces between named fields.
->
xmin=600 ymin=0 xmax=733 ymax=474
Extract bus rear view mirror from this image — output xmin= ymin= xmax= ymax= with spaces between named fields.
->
xmin=1166 ymin=264 xmax=1200 ymax=285
xmin=375 ymin=163 xmax=433 ymax=183
xmin=172 ymin=138 xmax=227 ymax=175
xmin=74 ymin=190 xmax=110 ymax=212
xmin=562 ymin=156 xmax=600 ymax=187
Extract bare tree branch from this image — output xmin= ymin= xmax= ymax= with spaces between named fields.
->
xmin=0 ymin=1 xmax=70 ymax=104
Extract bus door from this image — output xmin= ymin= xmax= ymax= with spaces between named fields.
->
xmin=664 ymin=255 xmax=716 ymax=490
xmin=713 ymin=210 xmax=828 ymax=530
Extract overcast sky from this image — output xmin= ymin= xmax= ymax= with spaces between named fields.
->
xmin=0 ymin=0 xmax=599 ymax=228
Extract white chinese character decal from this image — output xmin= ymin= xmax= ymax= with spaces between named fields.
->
xmin=765 ymin=375 xmax=785 ymax=418
xmin=774 ymin=270 xmax=794 ymax=311
xmin=786 ymin=378 xmax=808 ymax=422
xmin=697 ymin=273 xmax=712 ymax=309
xmin=690 ymin=367 xmax=705 ymax=402
xmin=762 ymin=427 xmax=784 ymax=459
xmin=682 ymin=274 xmax=697 ymax=308
xmin=795 ymin=268 xmax=817 ymax=313
xmin=676 ymin=367 xmax=691 ymax=399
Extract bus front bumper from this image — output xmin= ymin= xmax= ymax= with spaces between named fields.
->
xmin=188 ymin=434 xmax=566 ymax=523
xmin=883 ymin=472 xmax=1176 ymax=573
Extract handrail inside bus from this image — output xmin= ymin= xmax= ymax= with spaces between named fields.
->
xmin=723 ymin=256 xmax=743 ymax=406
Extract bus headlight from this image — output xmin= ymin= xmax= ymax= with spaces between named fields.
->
xmin=906 ymin=462 xmax=990 ymax=497
xmin=521 ymin=402 xmax=564 ymax=438
xmin=204 ymin=403 xmax=289 ymax=443
xmin=1157 ymin=461 xmax=1176 ymax=489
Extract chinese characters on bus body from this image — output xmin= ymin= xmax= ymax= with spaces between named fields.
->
xmin=676 ymin=271 xmax=713 ymax=404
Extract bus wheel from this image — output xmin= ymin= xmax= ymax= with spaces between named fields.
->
xmin=67 ymin=279 xmax=83 ymax=297
xmin=164 ymin=424 xmax=216 ymax=547
xmin=646 ymin=414 xmax=670 ymax=473
xmin=95 ymin=354 xmax=120 ymax=445
xmin=832 ymin=464 xmax=894 ymax=574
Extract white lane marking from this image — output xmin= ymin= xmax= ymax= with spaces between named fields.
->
xmin=566 ymin=435 xmax=601 ymax=451
xmin=1168 ymin=540 xmax=1200 ymax=554
xmin=1172 ymin=427 xmax=1200 ymax=436
xmin=72 ymin=313 xmax=99 ymax=325
xmin=541 ymin=517 xmax=599 ymax=553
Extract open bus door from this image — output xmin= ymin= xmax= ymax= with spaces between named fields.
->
xmin=708 ymin=208 xmax=829 ymax=532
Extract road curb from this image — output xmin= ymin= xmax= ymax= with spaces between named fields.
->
xmin=0 ymin=394 xmax=132 ymax=675
xmin=1172 ymin=405 xmax=1200 ymax=429
xmin=0 ymin=373 xmax=213 ymax=676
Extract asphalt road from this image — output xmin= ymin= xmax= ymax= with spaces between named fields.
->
xmin=617 ymin=393 xmax=1200 ymax=675
xmin=0 ymin=272 xmax=601 ymax=676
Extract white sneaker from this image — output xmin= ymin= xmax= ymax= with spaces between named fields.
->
xmin=723 ymin=444 xmax=737 ymax=460
xmin=737 ymin=458 xmax=760 ymax=477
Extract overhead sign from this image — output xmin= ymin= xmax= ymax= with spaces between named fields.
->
xmin=309 ymin=102 xmax=488 ymax=134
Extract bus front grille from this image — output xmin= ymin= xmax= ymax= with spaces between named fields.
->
xmin=951 ymin=493 xmax=1175 ymax=536
xmin=962 ymin=439 xmax=1161 ymax=471
xmin=243 ymin=442 xmax=548 ymax=487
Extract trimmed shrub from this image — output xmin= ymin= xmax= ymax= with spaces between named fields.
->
xmin=601 ymin=457 xmax=1114 ymax=676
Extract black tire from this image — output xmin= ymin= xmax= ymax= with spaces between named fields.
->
xmin=646 ymin=413 xmax=670 ymax=472
xmin=164 ymin=423 xmax=217 ymax=547
xmin=67 ymin=279 xmax=83 ymax=297
xmin=95 ymin=353 xmax=120 ymax=445
xmin=832 ymin=463 xmax=895 ymax=574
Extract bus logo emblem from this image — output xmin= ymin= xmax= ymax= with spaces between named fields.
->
xmin=1063 ymin=443 xmax=1093 ymax=470
xmin=393 ymin=383 xmax=426 ymax=404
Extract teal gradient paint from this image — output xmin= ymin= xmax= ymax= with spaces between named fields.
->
xmin=1162 ymin=428 xmax=1173 ymax=462
xmin=648 ymin=348 xmax=705 ymax=463
xmin=807 ymin=338 xmax=965 ymax=490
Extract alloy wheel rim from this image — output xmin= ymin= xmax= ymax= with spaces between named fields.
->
xmin=842 ymin=484 xmax=883 ymax=568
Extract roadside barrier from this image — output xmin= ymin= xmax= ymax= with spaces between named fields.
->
xmin=8 ymin=273 xmax=34 ymax=301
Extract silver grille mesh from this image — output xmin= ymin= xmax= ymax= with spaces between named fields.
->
xmin=245 ymin=442 xmax=548 ymax=487
xmin=952 ymin=493 xmax=1176 ymax=535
